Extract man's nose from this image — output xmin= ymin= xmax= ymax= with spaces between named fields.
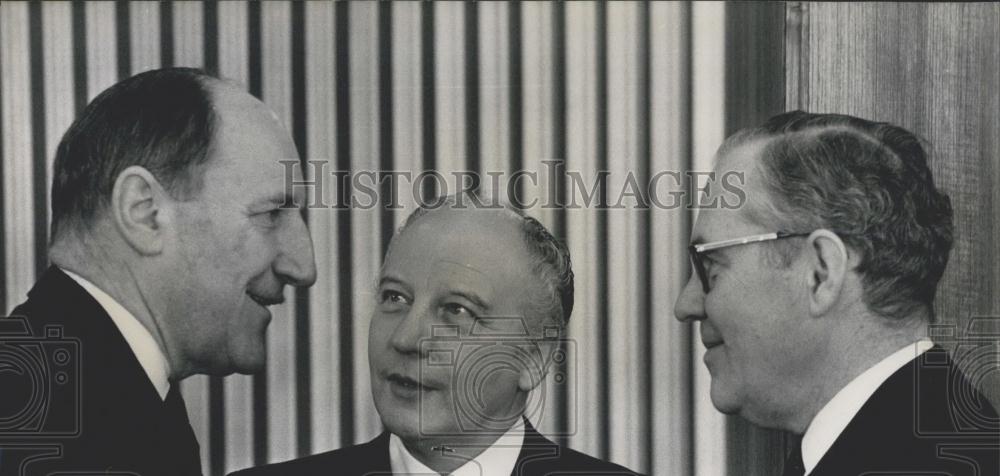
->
xmin=389 ymin=305 xmax=434 ymax=356
xmin=674 ymin=274 xmax=707 ymax=323
xmin=274 ymin=211 xmax=318 ymax=287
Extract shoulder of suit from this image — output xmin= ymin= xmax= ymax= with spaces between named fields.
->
xmin=227 ymin=433 xmax=390 ymax=476
xmin=519 ymin=430 xmax=645 ymax=475
xmin=540 ymin=445 xmax=645 ymax=475
xmin=811 ymin=347 xmax=999 ymax=475
xmin=8 ymin=267 xmax=101 ymax=329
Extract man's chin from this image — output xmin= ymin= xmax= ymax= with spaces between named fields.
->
xmin=226 ymin=346 xmax=267 ymax=375
xmin=378 ymin=409 xmax=423 ymax=441
xmin=231 ymin=362 xmax=265 ymax=375
xmin=708 ymin=384 xmax=742 ymax=415
xmin=377 ymin=400 xmax=463 ymax=443
xmin=204 ymin=359 xmax=264 ymax=377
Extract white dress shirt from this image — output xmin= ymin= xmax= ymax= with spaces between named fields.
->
xmin=62 ymin=268 xmax=172 ymax=400
xmin=389 ymin=421 xmax=525 ymax=476
xmin=800 ymin=339 xmax=934 ymax=475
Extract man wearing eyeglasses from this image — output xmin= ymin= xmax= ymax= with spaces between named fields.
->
xmin=674 ymin=111 xmax=999 ymax=476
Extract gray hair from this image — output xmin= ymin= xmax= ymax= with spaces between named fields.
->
xmin=725 ymin=111 xmax=954 ymax=322
xmin=51 ymin=67 xmax=219 ymax=240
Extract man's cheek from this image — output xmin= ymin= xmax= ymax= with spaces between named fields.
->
xmin=368 ymin=322 xmax=393 ymax=352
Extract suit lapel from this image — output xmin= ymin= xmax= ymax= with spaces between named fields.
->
xmin=364 ymin=431 xmax=394 ymax=474
xmin=810 ymin=346 xmax=998 ymax=476
xmin=28 ymin=267 xmax=166 ymax=412
xmin=512 ymin=419 xmax=564 ymax=474
xmin=809 ymin=348 xmax=926 ymax=475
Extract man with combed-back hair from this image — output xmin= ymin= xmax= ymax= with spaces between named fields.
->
xmin=232 ymin=193 xmax=642 ymax=476
xmin=2 ymin=67 xmax=317 ymax=476
xmin=675 ymin=111 xmax=998 ymax=476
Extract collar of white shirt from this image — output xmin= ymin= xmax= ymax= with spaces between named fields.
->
xmin=61 ymin=268 xmax=172 ymax=401
xmin=389 ymin=420 xmax=525 ymax=476
xmin=800 ymin=339 xmax=934 ymax=475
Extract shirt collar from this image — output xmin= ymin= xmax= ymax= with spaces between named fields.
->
xmin=389 ymin=421 xmax=525 ymax=476
xmin=61 ymin=268 xmax=172 ymax=400
xmin=801 ymin=339 xmax=934 ymax=475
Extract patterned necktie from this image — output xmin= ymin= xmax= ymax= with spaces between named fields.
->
xmin=781 ymin=442 xmax=805 ymax=476
xmin=164 ymin=384 xmax=204 ymax=476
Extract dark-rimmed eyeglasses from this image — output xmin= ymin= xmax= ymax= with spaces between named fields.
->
xmin=688 ymin=231 xmax=811 ymax=293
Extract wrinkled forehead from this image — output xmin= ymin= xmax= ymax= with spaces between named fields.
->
xmin=198 ymin=82 xmax=301 ymax=195
xmin=388 ymin=207 xmax=527 ymax=266
xmin=713 ymin=136 xmax=769 ymax=177
xmin=382 ymin=207 xmax=537 ymax=296
xmin=692 ymin=138 xmax=775 ymax=242
xmin=211 ymin=85 xmax=291 ymax=144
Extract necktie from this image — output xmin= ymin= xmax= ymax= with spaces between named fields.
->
xmin=164 ymin=384 xmax=204 ymax=476
xmin=781 ymin=443 xmax=805 ymax=476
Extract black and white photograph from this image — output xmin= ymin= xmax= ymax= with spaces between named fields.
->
xmin=0 ymin=1 xmax=997 ymax=475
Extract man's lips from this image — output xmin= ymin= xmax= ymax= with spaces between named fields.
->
xmin=386 ymin=373 xmax=438 ymax=391
xmin=247 ymin=291 xmax=284 ymax=307
xmin=702 ymin=339 xmax=724 ymax=350
xmin=700 ymin=323 xmax=723 ymax=350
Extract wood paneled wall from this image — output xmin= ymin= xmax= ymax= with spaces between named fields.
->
xmin=3 ymin=2 xmax=993 ymax=475
xmin=786 ymin=1 xmax=1000 ymax=408
xmin=0 ymin=2 xmax=727 ymax=475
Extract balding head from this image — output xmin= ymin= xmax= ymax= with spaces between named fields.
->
xmin=397 ymin=194 xmax=574 ymax=327
xmin=50 ymin=67 xmax=220 ymax=242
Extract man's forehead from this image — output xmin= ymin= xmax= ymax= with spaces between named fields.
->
xmin=200 ymin=83 xmax=299 ymax=193
xmin=437 ymin=258 xmax=488 ymax=278
xmin=691 ymin=138 xmax=772 ymax=242
xmin=395 ymin=210 xmax=523 ymax=260
xmin=386 ymin=208 xmax=532 ymax=284
xmin=691 ymin=209 xmax=731 ymax=243
xmin=382 ymin=250 xmax=492 ymax=280
xmin=713 ymin=137 xmax=769 ymax=175
xmin=210 ymin=81 xmax=271 ymax=115
xmin=210 ymin=83 xmax=294 ymax=149
xmin=380 ymin=240 xmax=503 ymax=308
xmin=427 ymin=259 xmax=496 ymax=300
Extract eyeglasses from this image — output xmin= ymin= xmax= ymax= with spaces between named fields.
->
xmin=688 ymin=231 xmax=811 ymax=293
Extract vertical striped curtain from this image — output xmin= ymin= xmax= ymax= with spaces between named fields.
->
xmin=0 ymin=2 xmax=742 ymax=475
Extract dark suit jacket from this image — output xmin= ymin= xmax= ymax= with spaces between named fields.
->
xmin=807 ymin=346 xmax=999 ymax=476
xmin=0 ymin=267 xmax=202 ymax=476
xmin=230 ymin=419 xmax=643 ymax=476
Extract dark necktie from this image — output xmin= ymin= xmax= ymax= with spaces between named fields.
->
xmin=781 ymin=443 xmax=805 ymax=476
xmin=164 ymin=384 xmax=204 ymax=476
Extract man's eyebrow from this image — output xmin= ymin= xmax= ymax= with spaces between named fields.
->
xmin=450 ymin=289 xmax=491 ymax=311
xmin=253 ymin=192 xmax=300 ymax=209
xmin=377 ymin=275 xmax=407 ymax=290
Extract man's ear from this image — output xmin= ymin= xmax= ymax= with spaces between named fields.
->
xmin=518 ymin=329 xmax=560 ymax=392
xmin=804 ymin=229 xmax=849 ymax=317
xmin=517 ymin=358 xmax=551 ymax=392
xmin=111 ymin=166 xmax=170 ymax=255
